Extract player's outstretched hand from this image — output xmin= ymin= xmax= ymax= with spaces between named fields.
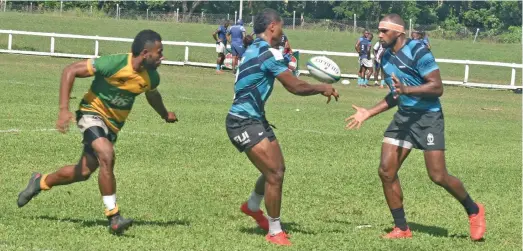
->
xmin=345 ymin=105 xmax=370 ymax=130
xmin=321 ymin=84 xmax=339 ymax=104
xmin=56 ymin=109 xmax=73 ymax=134
xmin=165 ymin=111 xmax=178 ymax=123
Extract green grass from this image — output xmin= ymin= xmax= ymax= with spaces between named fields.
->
xmin=0 ymin=12 xmax=521 ymax=85
xmin=0 ymin=52 xmax=521 ymax=250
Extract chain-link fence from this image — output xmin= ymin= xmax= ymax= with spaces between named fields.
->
xmin=1 ymin=1 xmax=518 ymax=43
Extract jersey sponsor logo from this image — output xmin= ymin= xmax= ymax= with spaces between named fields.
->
xmin=107 ymin=94 xmax=133 ymax=107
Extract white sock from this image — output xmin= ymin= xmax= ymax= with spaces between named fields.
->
xmin=268 ymin=216 xmax=283 ymax=235
xmin=103 ymin=194 xmax=116 ymax=211
xmin=247 ymin=191 xmax=264 ymax=212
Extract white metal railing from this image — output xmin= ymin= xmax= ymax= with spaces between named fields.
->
xmin=1 ymin=29 xmax=521 ymax=90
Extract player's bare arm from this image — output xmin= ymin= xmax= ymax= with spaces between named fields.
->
xmin=392 ymin=71 xmax=443 ymax=97
xmin=56 ymin=60 xmax=94 ymax=133
xmin=355 ymin=40 xmax=361 ymax=53
xmin=145 ymin=89 xmax=178 ymax=122
xmin=345 ymin=93 xmax=397 ymax=130
xmin=212 ymin=30 xmax=220 ymax=42
xmin=276 ymin=71 xmax=339 ymax=103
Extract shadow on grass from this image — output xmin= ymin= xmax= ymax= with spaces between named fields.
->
xmin=240 ymin=222 xmax=317 ymax=236
xmin=384 ymin=222 xmax=473 ymax=240
xmin=33 ymin=215 xmax=190 ymax=228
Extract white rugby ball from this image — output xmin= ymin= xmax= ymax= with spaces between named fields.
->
xmin=306 ymin=56 xmax=341 ymax=83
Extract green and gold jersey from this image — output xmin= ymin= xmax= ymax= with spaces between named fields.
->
xmin=78 ymin=53 xmax=160 ymax=133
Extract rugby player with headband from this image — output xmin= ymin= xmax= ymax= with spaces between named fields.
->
xmin=345 ymin=14 xmax=486 ymax=241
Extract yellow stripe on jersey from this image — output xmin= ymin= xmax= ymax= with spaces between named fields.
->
xmin=104 ymin=55 xmax=153 ymax=94
xmin=86 ymin=58 xmax=95 ymax=76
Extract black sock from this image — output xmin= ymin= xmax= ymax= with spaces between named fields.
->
xmin=390 ymin=207 xmax=408 ymax=231
xmin=460 ymin=194 xmax=479 ymax=216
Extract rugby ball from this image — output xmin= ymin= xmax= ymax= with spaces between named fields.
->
xmin=306 ymin=56 xmax=341 ymax=83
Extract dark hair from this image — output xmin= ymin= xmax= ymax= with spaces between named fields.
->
xmin=131 ymin=29 xmax=162 ymax=56
xmin=243 ymin=35 xmax=254 ymax=47
xmin=382 ymin=13 xmax=406 ymax=27
xmin=253 ymin=8 xmax=281 ymax=34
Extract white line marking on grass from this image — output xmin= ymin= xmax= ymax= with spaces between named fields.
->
xmin=0 ymin=128 xmax=57 ymax=133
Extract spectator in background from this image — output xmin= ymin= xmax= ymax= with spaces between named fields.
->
xmin=373 ymin=36 xmax=385 ymax=88
xmin=411 ymin=30 xmax=431 ymax=50
xmin=356 ymin=31 xmax=372 ymax=87
xmin=227 ymin=19 xmax=247 ymax=73
xmin=212 ymin=21 xmax=230 ymax=74
xmin=420 ymin=31 xmax=431 ymax=50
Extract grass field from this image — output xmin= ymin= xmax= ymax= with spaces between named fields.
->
xmin=0 ymin=11 xmax=522 ymax=250
xmin=0 ymin=50 xmax=521 ymax=250
xmin=0 ymin=12 xmax=522 ymax=85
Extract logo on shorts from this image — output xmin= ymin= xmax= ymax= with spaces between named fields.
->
xmin=234 ymin=131 xmax=251 ymax=145
xmin=427 ymin=133 xmax=435 ymax=146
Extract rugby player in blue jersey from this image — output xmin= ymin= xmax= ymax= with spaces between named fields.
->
xmin=212 ymin=21 xmax=230 ymax=74
xmin=345 ymin=14 xmax=485 ymax=241
xmin=227 ymin=19 xmax=247 ymax=73
xmin=225 ymin=8 xmax=339 ymax=246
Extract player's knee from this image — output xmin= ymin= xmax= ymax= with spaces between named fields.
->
xmin=96 ymin=148 xmax=114 ymax=169
xmin=429 ymin=172 xmax=447 ymax=186
xmin=378 ymin=164 xmax=395 ymax=182
xmin=266 ymin=165 xmax=285 ymax=185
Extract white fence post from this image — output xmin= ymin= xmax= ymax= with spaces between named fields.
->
xmin=511 ymin=66 xmax=516 ymax=86
xmin=3 ymin=0 xmax=6 ymax=12
xmin=184 ymin=44 xmax=189 ymax=62
xmin=464 ymin=64 xmax=469 ymax=84
xmin=293 ymin=11 xmax=296 ymax=30
xmin=116 ymin=4 xmax=118 ymax=19
xmin=473 ymin=28 xmax=480 ymax=43
xmin=50 ymin=36 xmax=55 ymax=53
xmin=409 ymin=18 xmax=412 ymax=36
xmin=234 ymin=11 xmax=237 ymax=23
xmin=94 ymin=36 xmax=99 ymax=56
xmin=176 ymin=8 xmax=179 ymax=22
xmin=90 ymin=5 xmax=92 ymax=15
xmin=60 ymin=1 xmax=63 ymax=15
xmin=146 ymin=9 xmax=148 ymax=20
xmin=227 ymin=13 xmax=229 ymax=20
xmin=7 ymin=32 xmax=12 ymax=50
xmin=353 ymin=14 xmax=356 ymax=33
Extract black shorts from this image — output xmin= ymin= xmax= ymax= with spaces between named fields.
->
xmin=383 ymin=110 xmax=445 ymax=151
xmin=225 ymin=113 xmax=276 ymax=153
xmin=76 ymin=112 xmax=118 ymax=155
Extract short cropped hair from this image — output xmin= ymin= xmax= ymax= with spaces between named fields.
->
xmin=131 ymin=29 xmax=162 ymax=57
xmin=253 ymin=8 xmax=282 ymax=34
